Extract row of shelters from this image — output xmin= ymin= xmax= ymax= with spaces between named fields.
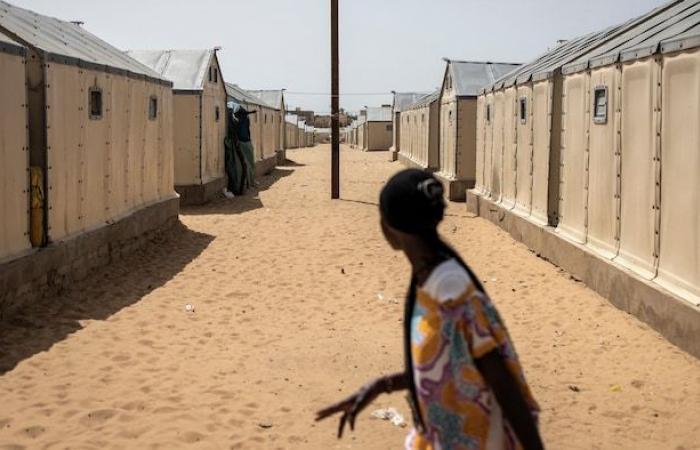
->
xmin=394 ymin=60 xmax=521 ymax=199
xmin=467 ymin=0 xmax=700 ymax=358
xmin=0 ymin=0 xmax=305 ymax=319
xmin=284 ymin=114 xmax=316 ymax=149
xmin=346 ymin=105 xmax=393 ymax=151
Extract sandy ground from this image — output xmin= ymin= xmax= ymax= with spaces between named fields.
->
xmin=1 ymin=145 xmax=699 ymax=450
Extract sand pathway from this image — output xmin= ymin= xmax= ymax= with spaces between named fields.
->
xmin=1 ymin=145 xmax=699 ymax=449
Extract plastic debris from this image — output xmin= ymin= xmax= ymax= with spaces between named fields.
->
xmin=185 ymin=304 xmax=195 ymax=313
xmin=370 ymin=407 xmax=407 ymax=428
xmin=610 ymin=384 xmax=622 ymax=392
xmin=223 ymin=189 xmax=235 ymax=199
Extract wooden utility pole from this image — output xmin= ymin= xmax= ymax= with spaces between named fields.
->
xmin=330 ymin=0 xmax=340 ymax=199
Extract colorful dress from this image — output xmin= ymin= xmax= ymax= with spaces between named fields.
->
xmin=405 ymin=259 xmax=539 ymax=450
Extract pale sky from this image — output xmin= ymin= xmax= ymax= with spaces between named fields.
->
xmin=12 ymin=0 xmax=664 ymax=114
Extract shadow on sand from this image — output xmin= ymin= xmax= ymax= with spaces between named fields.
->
xmin=0 ymin=222 xmax=214 ymax=375
xmin=181 ymin=167 xmax=296 ymax=216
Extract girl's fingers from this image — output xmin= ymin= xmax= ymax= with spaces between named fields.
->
xmin=316 ymin=399 xmax=353 ymax=421
xmin=337 ymin=412 xmax=348 ymax=438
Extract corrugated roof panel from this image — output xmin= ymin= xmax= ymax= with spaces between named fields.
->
xmin=563 ymin=0 xmax=699 ymax=73
xmin=365 ymin=106 xmax=393 ymax=122
xmin=449 ymin=60 xmax=522 ymax=97
xmin=249 ymin=90 xmax=284 ymax=110
xmin=226 ymin=83 xmax=269 ymax=108
xmin=405 ymin=90 xmax=440 ymax=110
xmin=0 ymin=0 xmax=167 ymax=82
xmin=393 ymin=92 xmax=429 ymax=112
xmin=127 ymin=49 xmax=214 ymax=91
xmin=660 ymin=22 xmax=700 ymax=52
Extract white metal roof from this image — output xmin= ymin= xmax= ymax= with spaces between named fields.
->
xmin=365 ymin=106 xmax=393 ymax=122
xmin=249 ymin=90 xmax=284 ymax=111
xmin=446 ymin=60 xmax=521 ymax=97
xmin=226 ymin=83 xmax=270 ymax=108
xmin=405 ymin=90 xmax=441 ymax=111
xmin=0 ymin=27 xmax=23 ymax=56
xmin=0 ymin=0 xmax=168 ymax=84
xmin=126 ymin=49 xmax=216 ymax=91
xmin=393 ymin=92 xmax=430 ymax=112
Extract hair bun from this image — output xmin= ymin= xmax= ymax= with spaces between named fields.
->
xmin=417 ymin=178 xmax=444 ymax=204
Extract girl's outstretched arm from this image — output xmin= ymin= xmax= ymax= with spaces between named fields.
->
xmin=476 ymin=351 xmax=544 ymax=450
xmin=315 ymin=372 xmax=409 ymax=438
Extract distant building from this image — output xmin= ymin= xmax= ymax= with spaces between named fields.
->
xmin=437 ymin=59 xmax=520 ymax=200
xmin=128 ymin=49 xmax=228 ymax=205
xmin=358 ymin=105 xmax=393 ymax=151
xmin=390 ymin=92 xmax=430 ymax=160
xmin=397 ymin=91 xmax=440 ymax=171
xmin=248 ymin=89 xmax=286 ymax=161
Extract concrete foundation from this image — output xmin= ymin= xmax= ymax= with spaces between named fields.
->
xmin=397 ymin=153 xmax=436 ymax=172
xmin=466 ymin=190 xmax=700 ymax=359
xmin=434 ymin=173 xmax=472 ymax=202
xmin=0 ymin=196 xmax=180 ymax=320
xmin=176 ymin=177 xmax=227 ymax=206
xmin=255 ymin=154 xmax=278 ymax=177
xmin=389 ymin=149 xmax=399 ymax=162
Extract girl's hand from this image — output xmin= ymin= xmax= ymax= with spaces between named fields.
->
xmin=315 ymin=378 xmax=385 ymax=438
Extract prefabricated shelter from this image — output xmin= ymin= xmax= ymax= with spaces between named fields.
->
xmin=285 ymin=114 xmax=300 ymax=149
xmin=225 ymin=83 xmax=278 ymax=176
xmin=127 ymin=49 xmax=227 ymax=205
xmin=437 ymin=59 xmax=520 ymax=200
xmin=0 ymin=30 xmax=29 ymax=264
xmin=397 ymin=90 xmax=440 ymax=171
xmin=249 ymin=89 xmax=286 ymax=158
xmin=360 ymin=106 xmax=393 ymax=151
xmin=390 ymin=91 xmax=429 ymax=160
xmin=469 ymin=0 xmax=700 ymax=358
xmin=0 ymin=1 xmax=177 ymax=316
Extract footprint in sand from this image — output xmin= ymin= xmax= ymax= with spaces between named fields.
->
xmin=80 ymin=409 xmax=117 ymax=426
xmin=19 ymin=425 xmax=46 ymax=439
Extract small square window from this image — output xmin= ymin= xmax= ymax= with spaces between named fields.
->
xmin=519 ymin=97 xmax=527 ymax=124
xmin=215 ymin=106 xmax=221 ymax=122
xmin=264 ymin=114 xmax=267 ymax=124
xmin=214 ymin=68 xmax=219 ymax=84
xmin=89 ymin=87 xmax=103 ymax=120
xmin=386 ymin=124 xmax=392 ymax=131
xmin=422 ymin=114 xmax=425 ymax=123
xmin=148 ymin=96 xmax=158 ymax=120
xmin=486 ymin=104 xmax=491 ymax=124
xmin=593 ymin=86 xmax=608 ymax=124
xmin=208 ymin=66 xmax=213 ymax=82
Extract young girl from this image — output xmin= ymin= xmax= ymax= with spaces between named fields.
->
xmin=316 ymin=169 xmax=543 ymax=450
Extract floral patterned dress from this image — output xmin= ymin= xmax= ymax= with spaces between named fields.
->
xmin=405 ymin=259 xmax=539 ymax=450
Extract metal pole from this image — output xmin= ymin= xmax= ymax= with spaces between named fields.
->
xmin=331 ymin=0 xmax=340 ymax=199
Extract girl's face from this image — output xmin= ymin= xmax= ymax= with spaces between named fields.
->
xmin=381 ymin=219 xmax=402 ymax=251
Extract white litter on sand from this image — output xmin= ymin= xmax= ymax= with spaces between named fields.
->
xmin=370 ymin=407 xmax=407 ymax=428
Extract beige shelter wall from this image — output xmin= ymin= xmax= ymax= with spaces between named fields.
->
xmin=201 ymin=64 xmax=227 ymax=183
xmin=439 ymin=94 xmax=457 ymax=178
xmin=483 ymin=93 xmax=494 ymax=195
xmin=393 ymin=113 xmax=401 ymax=151
xmin=456 ymin=99 xmax=477 ymax=181
xmin=558 ymin=72 xmax=589 ymax=244
xmin=586 ymin=66 xmax=621 ymax=259
xmin=428 ymin=100 xmax=440 ymax=169
xmin=358 ymin=123 xmax=366 ymax=150
xmin=399 ymin=112 xmax=412 ymax=159
xmin=367 ymin=122 xmax=392 ymax=150
xmin=531 ymin=80 xmax=553 ymax=225
xmin=615 ymin=58 xmax=658 ymax=279
xmin=501 ymin=87 xmax=517 ymax=208
xmin=490 ymin=92 xmax=504 ymax=200
xmin=475 ymin=95 xmax=485 ymax=192
xmin=260 ymin=107 xmax=277 ymax=158
xmin=249 ymin=105 xmax=263 ymax=160
xmin=414 ymin=105 xmax=431 ymax=167
xmin=656 ymin=49 xmax=700 ymax=302
xmin=46 ymin=64 xmax=174 ymax=243
xmin=173 ymin=95 xmax=201 ymax=185
xmin=514 ymin=85 xmax=534 ymax=215
xmin=0 ymin=50 xmax=30 ymax=261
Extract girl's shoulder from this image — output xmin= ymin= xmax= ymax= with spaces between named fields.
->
xmin=420 ymin=259 xmax=475 ymax=304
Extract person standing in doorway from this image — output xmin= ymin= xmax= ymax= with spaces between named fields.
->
xmin=234 ymin=106 xmax=257 ymax=188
